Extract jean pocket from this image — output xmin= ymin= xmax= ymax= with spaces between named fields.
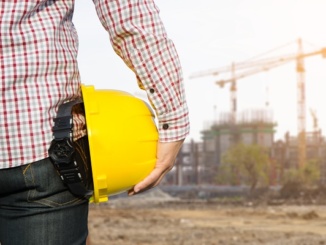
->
xmin=23 ymin=158 xmax=86 ymax=208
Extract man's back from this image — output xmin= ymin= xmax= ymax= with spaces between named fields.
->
xmin=0 ymin=1 xmax=82 ymax=168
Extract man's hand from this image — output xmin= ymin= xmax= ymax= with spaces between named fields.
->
xmin=128 ymin=139 xmax=184 ymax=195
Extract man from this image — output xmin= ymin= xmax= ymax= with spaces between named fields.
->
xmin=0 ymin=0 xmax=189 ymax=244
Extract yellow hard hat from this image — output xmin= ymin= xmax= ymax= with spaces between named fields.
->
xmin=81 ymin=84 xmax=158 ymax=203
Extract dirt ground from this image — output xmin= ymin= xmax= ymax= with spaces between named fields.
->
xmin=88 ymin=190 xmax=326 ymax=245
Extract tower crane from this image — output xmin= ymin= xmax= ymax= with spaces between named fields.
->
xmin=190 ymin=38 xmax=326 ymax=168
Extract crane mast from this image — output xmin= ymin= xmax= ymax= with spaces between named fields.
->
xmin=296 ymin=39 xmax=306 ymax=168
xmin=230 ymin=63 xmax=236 ymax=125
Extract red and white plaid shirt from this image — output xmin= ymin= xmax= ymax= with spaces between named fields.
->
xmin=0 ymin=0 xmax=189 ymax=169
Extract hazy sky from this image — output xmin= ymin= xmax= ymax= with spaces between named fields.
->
xmin=73 ymin=0 xmax=326 ymax=142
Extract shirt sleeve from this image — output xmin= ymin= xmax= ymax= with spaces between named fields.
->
xmin=92 ymin=0 xmax=190 ymax=142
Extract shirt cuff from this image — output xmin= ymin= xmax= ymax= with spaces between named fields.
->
xmin=157 ymin=102 xmax=190 ymax=142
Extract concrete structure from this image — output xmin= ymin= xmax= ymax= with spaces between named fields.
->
xmin=165 ymin=109 xmax=276 ymax=186
xmin=201 ymin=109 xmax=276 ymax=164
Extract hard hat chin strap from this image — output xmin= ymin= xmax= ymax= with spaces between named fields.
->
xmin=48 ymin=98 xmax=93 ymax=199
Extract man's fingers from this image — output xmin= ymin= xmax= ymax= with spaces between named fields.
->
xmin=134 ymin=168 xmax=163 ymax=192
xmin=128 ymin=172 xmax=159 ymax=196
xmin=128 ymin=140 xmax=185 ymax=196
xmin=129 ymin=165 xmax=171 ymax=195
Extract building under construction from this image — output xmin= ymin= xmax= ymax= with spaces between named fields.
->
xmin=203 ymin=109 xmax=275 ymax=158
xmin=164 ymin=109 xmax=275 ymax=185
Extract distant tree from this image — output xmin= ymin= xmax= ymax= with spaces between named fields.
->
xmin=280 ymin=159 xmax=321 ymax=199
xmin=217 ymin=143 xmax=270 ymax=193
xmin=282 ymin=159 xmax=320 ymax=187
xmin=302 ymin=159 xmax=320 ymax=186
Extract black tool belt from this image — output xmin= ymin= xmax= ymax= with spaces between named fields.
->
xmin=48 ymin=99 xmax=93 ymax=199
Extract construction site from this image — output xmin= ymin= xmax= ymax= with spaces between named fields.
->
xmin=88 ymin=39 xmax=326 ymax=245
xmin=160 ymin=39 xmax=326 ymax=188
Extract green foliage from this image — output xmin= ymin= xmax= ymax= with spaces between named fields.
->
xmin=282 ymin=159 xmax=320 ymax=187
xmin=217 ymin=143 xmax=270 ymax=192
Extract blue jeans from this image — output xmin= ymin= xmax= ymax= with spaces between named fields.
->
xmin=0 ymin=154 xmax=90 ymax=244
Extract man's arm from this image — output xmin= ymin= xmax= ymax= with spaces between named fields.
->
xmin=92 ymin=0 xmax=190 ymax=192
